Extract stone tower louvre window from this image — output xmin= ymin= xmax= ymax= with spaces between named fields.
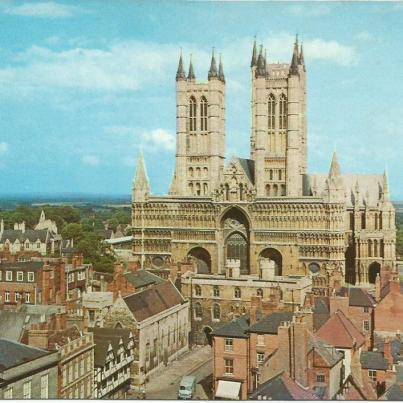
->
xmin=279 ymin=94 xmax=287 ymax=130
xmin=268 ymin=94 xmax=275 ymax=131
xmin=189 ymin=96 xmax=197 ymax=132
xmin=200 ymin=96 xmax=208 ymax=132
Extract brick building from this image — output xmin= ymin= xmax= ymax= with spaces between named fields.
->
xmin=0 ymin=259 xmax=66 ymax=308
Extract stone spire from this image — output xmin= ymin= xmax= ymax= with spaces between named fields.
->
xmin=218 ymin=53 xmax=225 ymax=83
xmin=264 ymin=48 xmax=269 ymax=76
xmin=299 ymin=42 xmax=306 ymax=71
xmin=289 ymin=34 xmax=299 ymax=76
xmin=382 ymin=168 xmax=390 ymax=201
xmin=132 ymin=150 xmax=150 ymax=203
xmin=251 ymin=36 xmax=257 ymax=67
xmin=187 ymin=55 xmax=195 ymax=80
xmin=208 ymin=48 xmax=218 ymax=80
xmin=255 ymin=45 xmax=266 ymax=78
xmin=176 ymin=49 xmax=186 ymax=81
xmin=329 ymin=151 xmax=341 ymax=178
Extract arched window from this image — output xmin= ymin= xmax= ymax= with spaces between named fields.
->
xmin=188 ymin=182 xmax=193 ymax=195
xmin=374 ymin=240 xmax=378 ymax=257
xmin=194 ymin=285 xmax=202 ymax=296
xmin=268 ymin=94 xmax=275 ymax=131
xmin=239 ymin=184 xmax=244 ymax=201
xmin=278 ymin=170 xmax=282 ymax=181
xmin=269 ymin=170 xmax=273 ymax=181
xmin=196 ymin=183 xmax=201 ymax=196
xmin=273 ymin=184 xmax=278 ymax=197
xmin=203 ymin=183 xmax=208 ymax=196
xmin=361 ymin=212 xmax=366 ymax=229
xmin=213 ymin=286 xmax=220 ymax=297
xmin=234 ymin=287 xmax=241 ymax=299
xmin=368 ymin=240 xmax=372 ymax=257
xmin=203 ymin=167 xmax=208 ymax=177
xmin=189 ymin=167 xmax=194 ymax=177
xmin=266 ymin=184 xmax=271 ymax=197
xmin=194 ymin=302 xmax=202 ymax=319
xmin=212 ymin=303 xmax=220 ymax=320
xmin=257 ymin=288 xmax=263 ymax=297
xmin=200 ymin=96 xmax=208 ymax=132
xmin=189 ymin=96 xmax=197 ymax=132
xmin=279 ymin=94 xmax=287 ymax=130
xmin=196 ymin=167 xmax=201 ymax=177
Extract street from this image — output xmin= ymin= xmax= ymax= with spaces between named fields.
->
xmin=142 ymin=345 xmax=213 ymax=400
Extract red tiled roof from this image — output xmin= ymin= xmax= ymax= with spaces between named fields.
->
xmin=316 ymin=309 xmax=365 ymax=349
xmin=123 ymin=281 xmax=185 ymax=322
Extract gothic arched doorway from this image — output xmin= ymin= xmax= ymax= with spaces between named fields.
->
xmin=368 ymin=262 xmax=381 ymax=284
xmin=259 ymin=248 xmax=283 ymax=276
xmin=221 ymin=207 xmax=250 ymax=274
xmin=187 ymin=247 xmax=211 ymax=274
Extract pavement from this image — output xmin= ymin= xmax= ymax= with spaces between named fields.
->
xmin=142 ymin=345 xmax=213 ymax=400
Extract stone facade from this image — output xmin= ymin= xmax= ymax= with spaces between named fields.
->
xmin=130 ymin=37 xmax=396 ymax=287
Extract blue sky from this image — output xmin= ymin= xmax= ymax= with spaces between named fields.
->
xmin=0 ymin=1 xmax=402 ymax=200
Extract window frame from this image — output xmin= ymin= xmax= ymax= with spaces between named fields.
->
xmin=369 ymin=370 xmax=377 ymax=382
xmin=316 ymin=374 xmax=325 ymax=383
xmin=17 ymin=271 xmax=24 ymax=282
xmin=6 ymin=271 xmax=12 ymax=281
xmin=40 ymin=374 xmax=49 ymax=399
xmin=224 ymin=358 xmax=234 ymax=375
xmin=257 ymin=352 xmax=265 ymax=365
xmin=23 ymin=381 xmax=31 ymax=399
xmin=224 ymin=338 xmax=234 ymax=352
xmin=27 ymin=272 xmax=34 ymax=282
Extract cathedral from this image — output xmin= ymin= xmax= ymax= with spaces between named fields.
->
xmin=131 ymin=38 xmax=396 ymax=286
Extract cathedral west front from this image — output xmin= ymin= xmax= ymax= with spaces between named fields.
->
xmin=131 ymin=38 xmax=396 ymax=286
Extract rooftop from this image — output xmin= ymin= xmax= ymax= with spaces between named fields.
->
xmin=0 ymin=338 xmax=51 ymax=371
xmin=247 ymin=312 xmax=293 ymax=335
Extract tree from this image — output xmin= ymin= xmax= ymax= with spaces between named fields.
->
xmin=61 ymin=223 xmax=84 ymax=242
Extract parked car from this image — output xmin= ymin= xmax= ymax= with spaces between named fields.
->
xmin=178 ymin=375 xmax=197 ymax=399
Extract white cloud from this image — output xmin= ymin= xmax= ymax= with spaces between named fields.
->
xmin=81 ymin=155 xmax=100 ymax=166
xmin=0 ymin=142 xmax=8 ymax=155
xmin=304 ymin=38 xmax=356 ymax=66
xmin=4 ymin=2 xmax=82 ymax=18
xmin=143 ymin=128 xmax=175 ymax=152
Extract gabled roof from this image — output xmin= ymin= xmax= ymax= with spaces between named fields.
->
xmin=360 ymin=351 xmax=388 ymax=370
xmin=123 ymin=281 xmax=185 ymax=322
xmin=341 ymin=373 xmax=377 ymax=400
xmin=250 ymin=371 xmax=318 ymax=400
xmin=237 ymin=158 xmax=255 ymax=184
xmin=91 ymin=327 xmax=132 ymax=367
xmin=336 ymin=287 xmax=375 ymax=307
xmin=309 ymin=334 xmax=343 ymax=368
xmin=316 ymin=309 xmax=366 ymax=349
xmin=0 ymin=338 xmax=51 ymax=371
xmin=124 ymin=269 xmax=164 ymax=289
xmin=313 ymin=298 xmax=329 ymax=315
xmin=211 ymin=315 xmax=250 ymax=339
xmin=247 ymin=312 xmax=293 ymax=335
xmin=0 ymin=229 xmax=48 ymax=243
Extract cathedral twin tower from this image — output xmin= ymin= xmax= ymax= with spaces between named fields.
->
xmin=169 ymin=37 xmax=307 ymax=200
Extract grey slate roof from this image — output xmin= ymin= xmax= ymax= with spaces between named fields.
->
xmin=0 ymin=260 xmax=44 ymax=271
xmin=380 ymin=383 xmax=403 ymax=401
xmin=0 ymin=229 xmax=48 ymax=243
xmin=124 ymin=269 xmax=164 ymax=289
xmin=313 ymin=298 xmax=330 ymax=314
xmin=0 ymin=338 xmax=50 ymax=371
xmin=309 ymin=335 xmax=343 ymax=368
xmin=360 ymin=351 xmax=389 ymax=370
xmin=211 ymin=315 xmax=250 ymax=338
xmin=0 ymin=312 xmax=27 ymax=341
xmin=247 ymin=312 xmax=293 ymax=334
xmin=336 ymin=287 xmax=375 ymax=307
